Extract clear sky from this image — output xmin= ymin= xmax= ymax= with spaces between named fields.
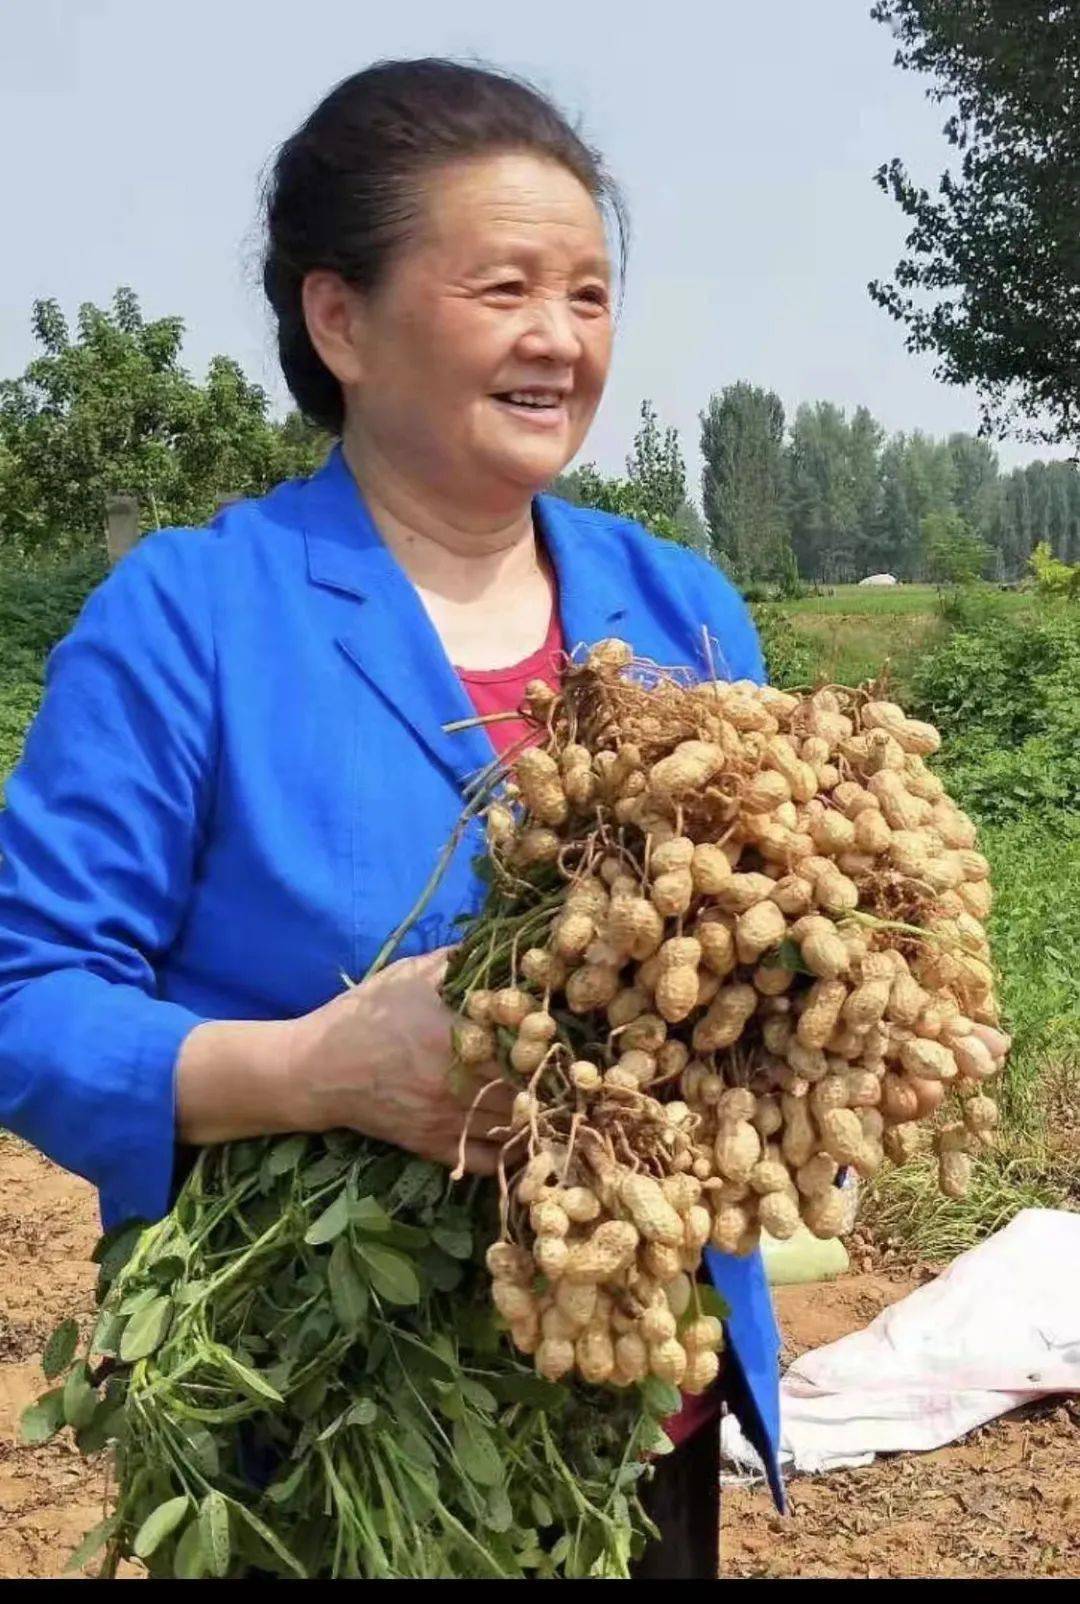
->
xmin=0 ymin=0 xmax=1063 ymax=499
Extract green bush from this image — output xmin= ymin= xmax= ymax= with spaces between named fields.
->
xmin=911 ymin=602 xmax=1080 ymax=823
xmin=751 ymin=602 xmax=814 ymax=687
xmin=0 ymin=554 xmax=104 ymax=783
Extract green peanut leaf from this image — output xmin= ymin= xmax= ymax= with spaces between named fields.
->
xmin=484 ymin=1485 xmax=514 ymax=1533
xmin=452 ymin=1416 xmax=502 ymax=1488
xmin=267 ymin=1134 xmax=308 ymax=1176
xmin=62 ymin=1364 xmax=98 ymax=1430
xmin=20 ymin=1388 xmax=65 ymax=1445
xmin=764 ymin=936 xmax=812 ymax=974
xmin=432 ymin=1223 xmax=472 ymax=1260
xmin=265 ymin=1461 xmax=307 ymax=1504
xmin=91 ymin=1219 xmax=145 ymax=1270
xmin=303 ymin=1191 xmax=350 ymax=1246
xmin=41 ymin=1317 xmax=80 ymax=1380
xmin=391 ymin=1158 xmax=442 ymax=1208
xmin=695 ymin=1284 xmax=731 ymax=1321
xmin=172 ymin=1518 xmax=206 ymax=1579
xmin=90 ymin=1307 xmax=127 ymax=1358
xmin=327 ymin=1237 xmax=369 ymax=1330
xmin=199 ymin=1491 xmax=231 ymax=1578
xmin=488 ymin=1373 xmax=567 ymax=1410
xmin=418 ymin=1245 xmax=464 ymax=1293
xmin=133 ymin=1495 xmax=192 ymax=1559
xmin=231 ymin=1505 xmax=307 ymax=1579
xmin=641 ymin=1376 xmax=683 ymax=1419
xmin=355 ymin=1243 xmax=421 ymax=1306
xmin=350 ymin=1194 xmax=392 ymax=1233
xmin=210 ymin=1345 xmax=284 ymax=1404
xmin=345 ymin=1397 xmax=378 ymax=1428
xmin=75 ymin=1400 xmax=125 ymax=1456
xmin=118 ymin=1295 xmax=173 ymax=1362
xmin=459 ymin=1377 xmax=498 ymax=1413
xmin=176 ymin=1423 xmax=219 ymax=1477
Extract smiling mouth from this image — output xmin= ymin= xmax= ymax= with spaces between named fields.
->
xmin=492 ymin=390 xmax=569 ymax=411
xmin=491 ymin=392 xmax=569 ymax=432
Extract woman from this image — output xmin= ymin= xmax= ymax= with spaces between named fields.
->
xmin=0 ymin=60 xmax=783 ymax=1576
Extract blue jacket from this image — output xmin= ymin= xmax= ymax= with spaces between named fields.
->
xmin=0 ymin=445 xmax=784 ymax=1507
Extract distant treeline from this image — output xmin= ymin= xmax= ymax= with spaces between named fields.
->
xmin=561 ymin=386 xmax=1080 ymax=588
xmin=696 ymin=385 xmax=1080 ymax=586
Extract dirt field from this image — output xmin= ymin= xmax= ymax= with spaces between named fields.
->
xmin=1 ymin=1134 xmax=1077 ymax=1580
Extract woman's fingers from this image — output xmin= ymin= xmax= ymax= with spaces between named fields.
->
xmin=453 ymin=1139 xmax=508 ymax=1177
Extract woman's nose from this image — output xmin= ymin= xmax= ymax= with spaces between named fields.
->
xmin=516 ymin=298 xmax=583 ymax=366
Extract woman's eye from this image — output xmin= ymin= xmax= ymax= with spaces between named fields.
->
xmin=574 ymin=286 xmax=610 ymax=309
xmin=486 ymin=281 xmax=527 ymax=299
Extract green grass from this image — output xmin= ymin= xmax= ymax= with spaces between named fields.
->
xmin=865 ymin=1143 xmax=1075 ymax=1262
xmin=0 ymin=555 xmax=103 ymax=786
xmin=784 ymin=583 xmax=1033 ymax=617
xmin=778 ymin=584 xmax=1036 ymax=691
xmin=785 ymin=610 xmax=945 ymax=689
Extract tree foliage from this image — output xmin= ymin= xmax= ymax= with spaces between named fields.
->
xmin=921 ymin=509 xmax=986 ymax=584
xmin=625 ymin=400 xmax=686 ymax=521
xmin=869 ymin=0 xmax=1080 ymax=448
xmin=553 ymin=400 xmax=704 ymax=551
xmin=1028 ymin=539 xmax=1080 ymax=599
xmin=786 ymin=403 xmax=885 ymax=583
xmin=0 ymin=289 xmax=330 ymax=555
xmin=699 ymin=384 xmax=792 ymax=583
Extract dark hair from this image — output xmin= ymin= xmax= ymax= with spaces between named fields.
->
xmin=262 ymin=58 xmax=628 ymax=434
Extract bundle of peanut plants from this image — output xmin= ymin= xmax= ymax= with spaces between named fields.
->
xmin=444 ymin=639 xmax=1004 ymax=1391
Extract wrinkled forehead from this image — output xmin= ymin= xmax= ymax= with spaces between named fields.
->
xmin=414 ymin=152 xmax=613 ymax=276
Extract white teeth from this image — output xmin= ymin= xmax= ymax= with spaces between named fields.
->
xmin=504 ymin=391 xmax=561 ymax=408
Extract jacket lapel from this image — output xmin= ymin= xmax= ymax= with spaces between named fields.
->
xmin=533 ymin=494 xmax=631 ymax=654
xmin=301 ymin=453 xmax=643 ymax=790
xmin=302 ymin=449 xmax=496 ymax=791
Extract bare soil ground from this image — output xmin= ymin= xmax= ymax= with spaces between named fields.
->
xmin=722 ymin=1273 xmax=1080 ymax=1577
xmin=2 ymin=1135 xmax=1077 ymax=1580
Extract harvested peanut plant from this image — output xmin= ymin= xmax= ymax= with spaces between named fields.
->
xmin=442 ymin=640 xmax=1005 ymax=1391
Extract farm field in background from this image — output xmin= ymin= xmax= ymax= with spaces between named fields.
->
xmin=781 ymin=584 xmax=1035 ymax=689
xmin=783 ymin=583 xmax=1032 ymax=617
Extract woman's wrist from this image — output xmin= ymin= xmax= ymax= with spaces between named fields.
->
xmin=175 ymin=1013 xmax=322 ymax=1144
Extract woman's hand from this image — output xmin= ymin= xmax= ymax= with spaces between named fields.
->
xmin=287 ymin=948 xmax=516 ymax=1174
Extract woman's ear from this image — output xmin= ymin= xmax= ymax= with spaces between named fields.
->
xmin=301 ymin=271 xmax=366 ymax=388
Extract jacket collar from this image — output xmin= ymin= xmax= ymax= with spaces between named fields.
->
xmin=301 ymin=446 xmax=628 ymax=790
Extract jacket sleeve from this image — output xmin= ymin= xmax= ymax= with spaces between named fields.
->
xmin=698 ymin=561 xmax=767 ymax=686
xmin=0 ymin=531 xmax=216 ymax=1228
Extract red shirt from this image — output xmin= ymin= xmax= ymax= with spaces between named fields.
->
xmin=456 ymin=604 xmax=564 ymax=759
xmin=457 ymin=604 xmax=721 ymax=1447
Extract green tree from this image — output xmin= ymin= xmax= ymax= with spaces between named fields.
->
xmin=870 ymin=0 xmax=1080 ymax=448
xmin=921 ymin=508 xmax=986 ymax=584
xmin=700 ymin=383 xmax=792 ymax=582
xmin=625 ymin=399 xmax=686 ymax=520
xmin=672 ymin=498 xmax=709 ymax=552
xmin=1028 ymin=539 xmax=1080 ymax=598
xmin=0 ymin=289 xmax=329 ymax=556
xmin=560 ymin=463 xmax=695 ymax=549
xmin=552 ymin=401 xmax=704 ymax=551
xmin=786 ymin=402 xmax=885 ymax=582
xmin=946 ymin=433 xmax=999 ymax=537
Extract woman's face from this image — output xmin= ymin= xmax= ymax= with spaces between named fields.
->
xmin=321 ymin=152 xmax=614 ymax=508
